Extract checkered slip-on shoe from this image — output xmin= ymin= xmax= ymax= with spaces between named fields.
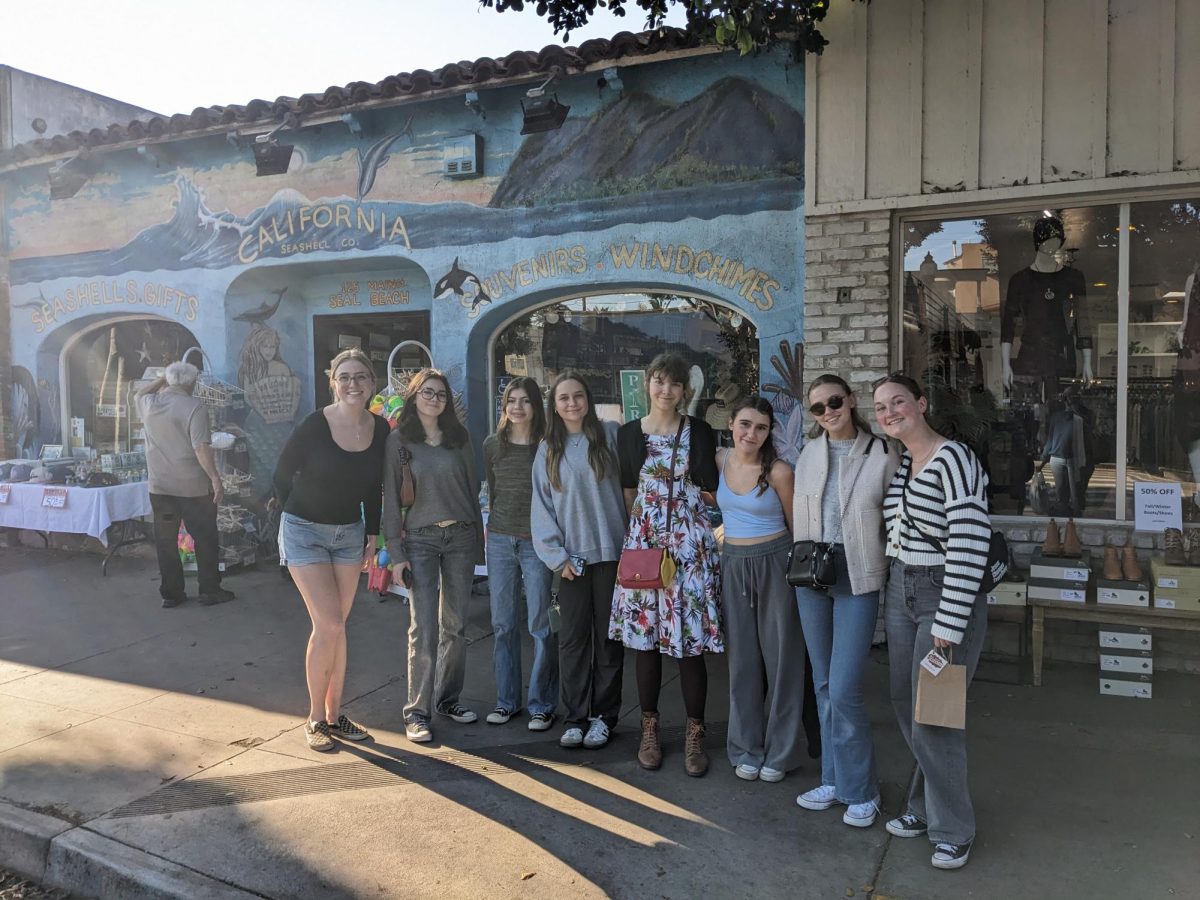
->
xmin=329 ymin=715 xmax=370 ymax=741
xmin=304 ymin=720 xmax=335 ymax=752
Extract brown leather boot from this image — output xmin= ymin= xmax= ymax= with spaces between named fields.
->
xmin=1102 ymin=545 xmax=1122 ymax=580
xmin=684 ymin=718 xmax=708 ymax=777
xmin=1165 ymin=528 xmax=1186 ymax=566
xmin=638 ymin=711 xmax=662 ymax=770
xmin=1122 ymin=544 xmax=1143 ymax=581
xmin=1042 ymin=519 xmax=1061 ymax=555
xmin=1063 ymin=519 xmax=1082 ymax=557
xmin=1187 ymin=530 xmax=1200 ymax=567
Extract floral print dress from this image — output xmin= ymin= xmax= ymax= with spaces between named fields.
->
xmin=609 ymin=424 xmax=723 ymax=657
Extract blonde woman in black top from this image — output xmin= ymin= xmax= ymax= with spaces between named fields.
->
xmin=274 ymin=348 xmax=389 ymax=752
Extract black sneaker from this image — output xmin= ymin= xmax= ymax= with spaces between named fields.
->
xmin=436 ymin=703 xmax=477 ymax=724
xmin=886 ymin=813 xmax=928 ymax=838
xmin=528 ymin=712 xmax=554 ymax=732
xmin=328 ymin=715 xmax=370 ymax=741
xmin=931 ymin=840 xmax=972 ymax=870
xmin=199 ymin=588 xmax=236 ymax=606
xmin=161 ymin=593 xmax=187 ymax=608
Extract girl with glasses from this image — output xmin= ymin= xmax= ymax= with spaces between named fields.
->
xmin=793 ymin=374 xmax=898 ymax=826
xmin=382 ymin=369 xmax=484 ymax=744
xmin=483 ymin=377 xmax=558 ymax=732
xmin=273 ymin=348 xmax=390 ymax=752
xmin=871 ymin=373 xmax=991 ymax=871
xmin=530 ymin=372 xmax=627 ymax=750
xmin=716 ymin=396 xmax=806 ymax=785
xmin=612 ymin=353 xmax=722 ymax=777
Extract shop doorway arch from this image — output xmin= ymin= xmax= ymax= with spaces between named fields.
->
xmin=486 ymin=290 xmax=760 ymax=431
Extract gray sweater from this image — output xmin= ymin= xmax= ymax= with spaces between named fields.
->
xmin=530 ymin=421 xmax=626 ymax=571
xmin=382 ymin=430 xmax=483 ymax=566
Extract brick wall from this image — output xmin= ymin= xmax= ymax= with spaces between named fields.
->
xmin=804 ymin=207 xmax=1200 ymax=675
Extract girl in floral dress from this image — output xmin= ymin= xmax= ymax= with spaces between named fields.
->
xmin=612 ymin=353 xmax=722 ymax=776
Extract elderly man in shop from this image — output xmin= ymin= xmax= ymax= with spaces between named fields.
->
xmin=136 ymin=361 xmax=235 ymax=608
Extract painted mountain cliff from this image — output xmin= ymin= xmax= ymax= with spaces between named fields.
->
xmin=491 ymin=77 xmax=803 ymax=208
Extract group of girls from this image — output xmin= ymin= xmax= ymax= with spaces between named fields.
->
xmin=272 ymin=348 xmax=991 ymax=872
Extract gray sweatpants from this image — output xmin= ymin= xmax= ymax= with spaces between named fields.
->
xmin=884 ymin=557 xmax=987 ymax=845
xmin=722 ymin=534 xmax=807 ymax=773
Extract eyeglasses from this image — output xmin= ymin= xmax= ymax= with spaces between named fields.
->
xmin=335 ymin=373 xmax=372 ymax=385
xmin=808 ymin=395 xmax=846 ymax=417
xmin=418 ymin=387 xmax=449 ymax=403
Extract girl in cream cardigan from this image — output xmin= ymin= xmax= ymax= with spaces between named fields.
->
xmin=792 ymin=374 xmax=898 ymax=829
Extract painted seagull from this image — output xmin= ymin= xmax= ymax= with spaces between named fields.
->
xmin=356 ymin=115 xmax=415 ymax=201
xmin=234 ymin=286 xmax=288 ymax=324
xmin=434 ymin=258 xmax=492 ymax=313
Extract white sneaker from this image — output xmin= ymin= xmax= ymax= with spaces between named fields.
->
xmin=796 ymin=784 xmax=838 ymax=811
xmin=405 ymin=719 xmax=432 ymax=743
xmin=582 ymin=717 xmax=610 ymax=749
xmin=734 ymin=763 xmax=760 ymax=781
xmin=759 ymin=766 xmax=785 ymax=783
xmin=486 ymin=708 xmax=514 ymax=725
xmin=843 ymin=797 xmax=880 ymax=828
xmin=559 ymin=727 xmax=584 ymax=748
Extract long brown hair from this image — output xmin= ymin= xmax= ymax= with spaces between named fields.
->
xmin=806 ymin=373 xmax=872 ymax=439
xmin=497 ymin=377 xmax=546 ymax=448
xmin=543 ymin=371 xmax=615 ymax=491
xmin=396 ymin=368 xmax=469 ymax=449
xmin=728 ymin=396 xmax=778 ymax=495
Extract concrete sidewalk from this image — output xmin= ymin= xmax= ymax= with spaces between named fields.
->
xmin=0 ymin=547 xmax=1197 ymax=899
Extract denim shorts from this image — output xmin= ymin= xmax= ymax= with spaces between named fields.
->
xmin=278 ymin=512 xmax=365 ymax=567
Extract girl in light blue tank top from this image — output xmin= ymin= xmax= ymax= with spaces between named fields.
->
xmin=715 ymin=397 xmax=813 ymax=781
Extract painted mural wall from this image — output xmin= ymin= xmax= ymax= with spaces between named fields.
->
xmin=3 ymin=46 xmax=806 ymax=475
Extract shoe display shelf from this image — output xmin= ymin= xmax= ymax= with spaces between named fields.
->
xmin=1028 ymin=550 xmax=1092 ymax=603
xmin=1150 ymin=558 xmax=1200 ymax=612
xmin=1098 ymin=627 xmax=1153 ymax=699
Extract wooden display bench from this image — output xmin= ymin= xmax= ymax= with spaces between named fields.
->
xmin=1030 ymin=598 xmax=1200 ymax=686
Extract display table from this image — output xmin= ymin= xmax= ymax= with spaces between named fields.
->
xmin=0 ymin=481 xmax=151 ymax=546
xmin=1030 ymin=598 xmax=1200 ymax=686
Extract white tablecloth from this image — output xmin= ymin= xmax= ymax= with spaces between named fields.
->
xmin=0 ymin=481 xmax=152 ymax=546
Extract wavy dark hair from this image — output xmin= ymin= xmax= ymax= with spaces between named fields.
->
xmin=728 ymin=395 xmax=779 ymax=495
xmin=395 ymin=368 xmax=469 ymax=449
xmin=496 ymin=376 xmax=545 ymax=448
xmin=806 ymin=373 xmax=873 ymax=439
xmin=543 ymin=371 xmax=615 ymax=491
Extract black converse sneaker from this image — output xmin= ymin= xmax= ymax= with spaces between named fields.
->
xmin=885 ymin=813 xmax=928 ymax=838
xmin=437 ymin=703 xmax=478 ymax=724
xmin=329 ymin=715 xmax=369 ymax=741
xmin=931 ymin=841 xmax=972 ymax=870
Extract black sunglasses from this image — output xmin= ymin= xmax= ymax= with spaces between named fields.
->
xmin=809 ymin=394 xmax=847 ymax=417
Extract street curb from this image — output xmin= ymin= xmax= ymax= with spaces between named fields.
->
xmin=0 ymin=802 xmax=72 ymax=881
xmin=0 ymin=800 xmax=259 ymax=899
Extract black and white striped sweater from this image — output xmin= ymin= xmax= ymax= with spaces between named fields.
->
xmin=883 ymin=441 xmax=992 ymax=643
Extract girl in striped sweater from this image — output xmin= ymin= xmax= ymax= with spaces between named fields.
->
xmin=872 ymin=374 xmax=991 ymax=872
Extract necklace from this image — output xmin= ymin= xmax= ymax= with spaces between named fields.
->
xmin=909 ymin=440 xmax=942 ymax=473
xmin=568 ymin=433 xmax=586 ymax=447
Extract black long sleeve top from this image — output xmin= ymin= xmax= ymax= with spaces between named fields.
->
xmin=272 ymin=410 xmax=390 ymax=534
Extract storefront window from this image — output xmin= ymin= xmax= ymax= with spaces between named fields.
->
xmin=1127 ymin=199 xmax=1200 ymax=523
xmin=492 ymin=292 xmax=758 ymax=428
xmin=902 ymin=207 xmax=1120 ymax=519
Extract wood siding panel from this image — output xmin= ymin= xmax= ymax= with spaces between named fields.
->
xmin=1042 ymin=0 xmax=1108 ymax=181
xmin=865 ymin=0 xmax=924 ymax=198
xmin=921 ymin=0 xmax=984 ymax=193
xmin=1175 ymin=0 xmax=1200 ymax=169
xmin=1107 ymin=0 xmax=1172 ymax=176
xmin=813 ymin=0 xmax=868 ymax=204
xmin=979 ymin=0 xmax=1044 ymax=188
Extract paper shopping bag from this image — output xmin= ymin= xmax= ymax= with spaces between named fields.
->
xmin=914 ymin=650 xmax=967 ymax=730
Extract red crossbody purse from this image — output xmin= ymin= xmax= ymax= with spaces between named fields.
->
xmin=616 ymin=417 xmax=686 ymax=590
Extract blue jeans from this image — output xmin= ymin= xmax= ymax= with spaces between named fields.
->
xmin=795 ymin=548 xmax=879 ymax=804
xmin=487 ymin=532 xmax=558 ymax=717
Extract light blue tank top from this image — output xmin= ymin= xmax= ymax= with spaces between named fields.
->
xmin=716 ymin=452 xmax=787 ymax=539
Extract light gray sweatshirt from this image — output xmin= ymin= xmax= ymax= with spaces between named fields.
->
xmin=530 ymin=420 xmax=626 ymax=570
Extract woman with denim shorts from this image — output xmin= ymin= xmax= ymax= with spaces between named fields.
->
xmin=382 ymin=369 xmax=484 ymax=744
xmin=793 ymin=373 xmax=898 ymax=827
xmin=873 ymin=373 xmax=992 ymax=871
xmin=482 ymin=377 xmax=558 ymax=732
xmin=274 ymin=348 xmax=389 ymax=752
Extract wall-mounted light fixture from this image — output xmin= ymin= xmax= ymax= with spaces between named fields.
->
xmin=251 ymin=114 xmax=299 ymax=176
xmin=48 ymin=155 xmax=90 ymax=199
xmin=520 ymin=75 xmax=569 ymax=135
xmin=464 ymin=91 xmax=485 ymax=119
xmin=341 ymin=113 xmax=363 ymax=137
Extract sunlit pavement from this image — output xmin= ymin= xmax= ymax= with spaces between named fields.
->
xmin=1 ymin=547 xmax=1197 ymax=899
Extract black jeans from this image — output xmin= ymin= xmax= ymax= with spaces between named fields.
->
xmin=150 ymin=493 xmax=221 ymax=598
xmin=557 ymin=561 xmax=624 ymax=728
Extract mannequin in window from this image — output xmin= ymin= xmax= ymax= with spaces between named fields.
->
xmin=1175 ymin=264 xmax=1200 ymax=516
xmin=1038 ymin=394 xmax=1087 ymax=517
xmin=1000 ymin=216 xmax=1094 ymax=393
